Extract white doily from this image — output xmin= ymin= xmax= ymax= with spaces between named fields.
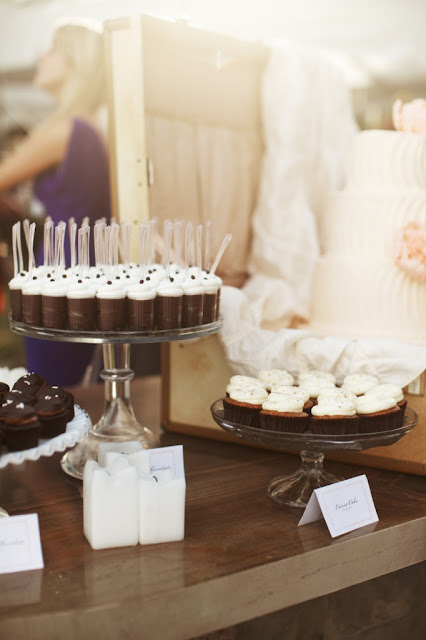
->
xmin=0 ymin=405 xmax=92 ymax=468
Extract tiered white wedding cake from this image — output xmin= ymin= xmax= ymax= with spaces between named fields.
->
xmin=309 ymin=129 xmax=426 ymax=343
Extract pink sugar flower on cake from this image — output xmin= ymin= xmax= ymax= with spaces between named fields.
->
xmin=394 ymin=222 xmax=426 ymax=281
xmin=392 ymin=98 xmax=426 ymax=134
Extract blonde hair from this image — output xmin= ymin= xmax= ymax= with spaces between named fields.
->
xmin=51 ymin=21 xmax=106 ymax=119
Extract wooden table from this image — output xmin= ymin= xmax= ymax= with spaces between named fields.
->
xmin=1 ymin=376 xmax=426 ymax=639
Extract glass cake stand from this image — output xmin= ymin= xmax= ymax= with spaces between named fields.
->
xmin=9 ymin=316 xmax=222 ymax=480
xmin=210 ymin=398 xmax=418 ymax=508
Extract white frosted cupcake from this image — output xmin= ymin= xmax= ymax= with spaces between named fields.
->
xmin=298 ymin=371 xmax=335 ymax=386
xmin=223 ymin=385 xmax=268 ymax=428
xmin=342 ymin=373 xmax=380 ymax=396
xmin=258 ymin=369 xmax=294 ymax=391
xmin=365 ymin=383 xmax=406 ymax=426
xmin=311 ymin=397 xmax=359 ymax=434
xmin=270 ymin=384 xmax=313 ymax=413
xmin=226 ymin=376 xmax=267 ymax=396
xmin=356 ymin=394 xmax=400 ymax=433
xmin=260 ymin=392 xmax=309 ymax=433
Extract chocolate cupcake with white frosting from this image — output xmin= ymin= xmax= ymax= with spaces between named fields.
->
xmin=311 ymin=397 xmax=359 ymax=434
xmin=298 ymin=372 xmax=336 ymax=403
xmin=364 ymin=383 xmax=407 ymax=426
xmin=271 ymin=384 xmax=313 ymax=414
xmin=356 ymin=394 xmax=400 ymax=433
xmin=226 ymin=375 xmax=267 ymax=397
xmin=260 ymin=391 xmax=309 ymax=433
xmin=223 ymin=384 xmax=268 ymax=428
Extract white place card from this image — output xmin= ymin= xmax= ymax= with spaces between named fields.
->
xmin=149 ymin=445 xmax=185 ymax=479
xmin=298 ymin=475 xmax=378 ymax=538
xmin=0 ymin=514 xmax=44 ymax=574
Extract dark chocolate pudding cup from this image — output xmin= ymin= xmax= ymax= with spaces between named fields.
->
xmin=128 ymin=298 xmax=155 ymax=331
xmin=68 ymin=297 xmax=97 ymax=331
xmin=10 ymin=288 xmax=23 ymax=321
xmin=156 ymin=295 xmax=182 ymax=330
xmin=96 ymin=296 xmax=127 ymax=331
xmin=42 ymin=295 xmax=68 ymax=329
xmin=22 ymin=293 xmax=42 ymax=326
xmin=215 ymin=288 xmax=221 ymax=320
xmin=202 ymin=292 xmax=217 ymax=324
xmin=182 ymin=293 xmax=204 ymax=327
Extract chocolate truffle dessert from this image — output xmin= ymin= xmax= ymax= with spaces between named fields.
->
xmin=156 ymin=277 xmax=183 ymax=330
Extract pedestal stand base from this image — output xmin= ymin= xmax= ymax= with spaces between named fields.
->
xmin=267 ymin=450 xmax=343 ymax=508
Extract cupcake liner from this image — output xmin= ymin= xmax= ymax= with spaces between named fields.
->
xmin=358 ymin=407 xmax=401 ymax=434
xmin=223 ymin=398 xmax=262 ymax=428
xmin=260 ymin=411 xmax=309 ymax=433
xmin=310 ymin=415 xmax=359 ymax=435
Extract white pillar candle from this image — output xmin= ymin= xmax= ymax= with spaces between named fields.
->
xmin=98 ymin=441 xmax=143 ymax=467
xmin=83 ymin=458 xmax=139 ymax=550
xmin=138 ymin=471 xmax=186 ymax=545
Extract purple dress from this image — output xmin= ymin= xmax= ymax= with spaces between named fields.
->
xmin=25 ymin=118 xmax=111 ymax=386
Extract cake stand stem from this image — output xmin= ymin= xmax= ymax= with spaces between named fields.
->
xmin=61 ymin=342 xmax=158 ymax=480
xmin=267 ymin=450 xmax=343 ymax=509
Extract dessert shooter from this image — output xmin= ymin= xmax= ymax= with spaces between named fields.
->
xmin=67 ymin=280 xmax=97 ymax=331
xmin=127 ymin=280 xmax=156 ymax=331
xmin=41 ymin=279 xmax=69 ymax=329
xmin=156 ymin=223 xmax=183 ymax=330
xmin=96 ymin=280 xmax=127 ymax=331
xmin=9 ymin=222 xmax=29 ymax=321
xmin=182 ymin=225 xmax=204 ymax=327
xmin=202 ymin=233 xmax=231 ymax=323
xmin=21 ymin=277 xmax=43 ymax=326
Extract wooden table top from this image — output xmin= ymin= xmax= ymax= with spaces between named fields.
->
xmin=1 ymin=375 xmax=426 ymax=639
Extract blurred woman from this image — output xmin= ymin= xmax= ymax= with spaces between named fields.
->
xmin=0 ymin=20 xmax=111 ymax=386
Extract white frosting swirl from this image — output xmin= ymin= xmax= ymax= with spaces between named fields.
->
xmin=270 ymin=385 xmax=310 ymax=402
xmin=317 ymin=387 xmax=357 ymax=402
xmin=342 ymin=374 xmax=380 ymax=395
xmin=356 ymin=394 xmax=397 ymax=414
xmin=9 ymin=272 xmax=29 ymax=290
xmin=202 ymin=274 xmax=222 ymax=294
xmin=67 ymin=281 xmax=96 ymax=299
xmin=262 ymin=392 xmax=304 ymax=413
xmin=96 ymin=281 xmax=127 ymax=300
xmin=127 ymin=281 xmax=156 ymax=301
xmin=298 ymin=371 xmax=335 ymax=385
xmin=311 ymin=398 xmax=356 ymax=417
xmin=299 ymin=380 xmax=335 ymax=399
xmin=228 ymin=385 xmax=268 ymax=406
xmin=365 ymin=384 xmax=404 ymax=403
xmin=182 ymin=276 xmax=204 ymax=295
xmin=257 ymin=369 xmax=294 ymax=390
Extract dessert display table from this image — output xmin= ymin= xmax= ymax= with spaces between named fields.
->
xmin=0 ymin=376 xmax=425 ymax=639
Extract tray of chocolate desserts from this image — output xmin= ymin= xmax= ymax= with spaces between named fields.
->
xmin=8 ymin=220 xmax=228 ymax=342
xmin=211 ymin=370 xmax=417 ymax=451
xmin=0 ymin=372 xmax=91 ymax=468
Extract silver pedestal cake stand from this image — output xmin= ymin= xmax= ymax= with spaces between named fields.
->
xmin=210 ymin=398 xmax=418 ymax=508
xmin=9 ymin=316 xmax=222 ymax=480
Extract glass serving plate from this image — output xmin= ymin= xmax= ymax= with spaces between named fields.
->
xmin=9 ymin=316 xmax=222 ymax=479
xmin=210 ymin=398 xmax=418 ymax=508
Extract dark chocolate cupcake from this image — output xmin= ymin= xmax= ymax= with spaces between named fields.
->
xmin=3 ymin=404 xmax=41 ymax=451
xmin=13 ymin=373 xmax=46 ymax=398
xmin=33 ymin=395 xmax=68 ymax=439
